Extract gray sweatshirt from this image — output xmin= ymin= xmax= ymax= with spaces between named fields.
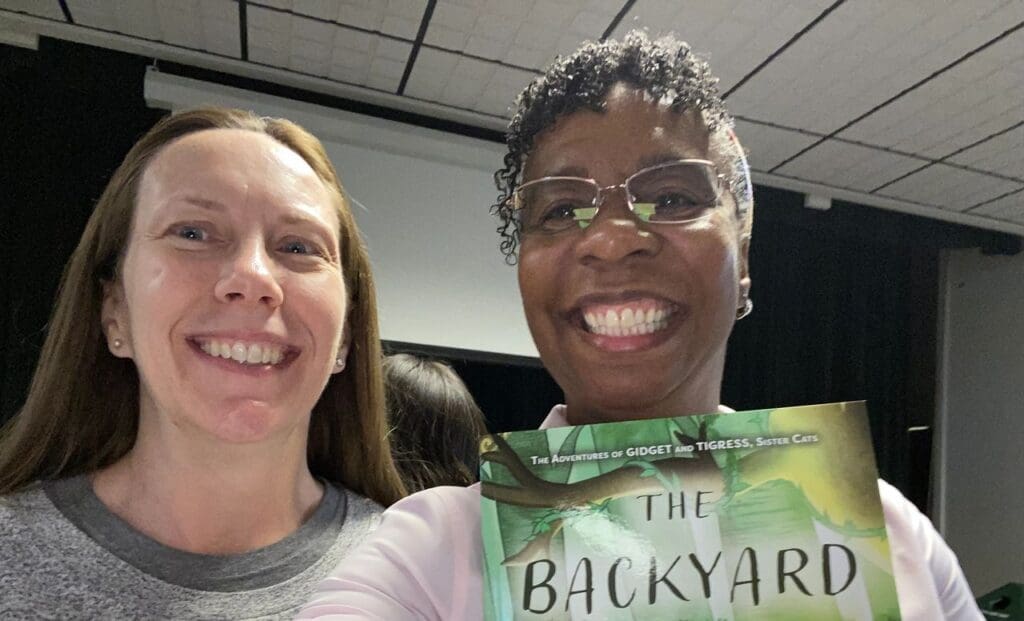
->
xmin=0 ymin=475 xmax=382 ymax=619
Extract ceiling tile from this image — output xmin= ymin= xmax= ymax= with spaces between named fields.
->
xmin=334 ymin=0 xmax=427 ymax=39
xmin=0 ymin=0 xmax=69 ymax=20
xmin=424 ymin=0 xmax=616 ymax=68
xmin=969 ymin=189 xmax=1024 ymax=219
xmin=838 ymin=28 xmax=1024 ymax=159
xmin=404 ymin=46 xmax=459 ymax=100
xmin=610 ymin=0 xmax=837 ymax=94
xmin=878 ymin=164 xmax=1024 ymax=211
xmin=201 ymin=18 xmax=240 ymax=57
xmin=292 ymin=0 xmax=339 ymax=22
xmin=724 ymin=0 xmax=1021 ymax=134
xmin=732 ymin=119 xmax=820 ymax=172
xmin=948 ymin=124 xmax=1024 ymax=181
xmin=774 ymin=139 xmax=927 ymax=193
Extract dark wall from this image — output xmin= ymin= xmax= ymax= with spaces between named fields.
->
xmin=1 ymin=37 xmax=1015 ymax=512
xmin=0 ymin=38 xmax=167 ymax=421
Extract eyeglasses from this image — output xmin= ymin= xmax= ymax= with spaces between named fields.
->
xmin=511 ymin=159 xmax=728 ymax=235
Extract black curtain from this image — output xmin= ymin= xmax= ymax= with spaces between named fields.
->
xmin=0 ymin=38 xmax=166 ymax=421
xmin=2 ymin=37 xmax=1017 ymax=514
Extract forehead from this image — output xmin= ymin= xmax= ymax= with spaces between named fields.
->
xmin=144 ymin=128 xmax=316 ymax=185
xmin=523 ymin=85 xmax=712 ymax=180
xmin=138 ymin=128 xmax=338 ymax=223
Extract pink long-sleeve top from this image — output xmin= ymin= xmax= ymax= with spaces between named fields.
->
xmin=299 ymin=406 xmax=982 ymax=620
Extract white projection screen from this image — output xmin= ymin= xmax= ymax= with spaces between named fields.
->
xmin=145 ymin=71 xmax=538 ymax=358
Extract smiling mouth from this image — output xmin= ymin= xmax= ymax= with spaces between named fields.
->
xmin=193 ymin=338 xmax=288 ymax=366
xmin=580 ymin=300 xmax=678 ymax=337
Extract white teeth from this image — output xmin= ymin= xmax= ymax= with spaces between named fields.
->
xmin=246 ymin=345 xmax=263 ymax=364
xmin=196 ymin=339 xmax=286 ymax=366
xmin=581 ymin=305 xmax=676 ymax=337
xmin=621 ymin=308 xmax=635 ymax=328
xmin=605 ymin=309 xmax=619 ymax=329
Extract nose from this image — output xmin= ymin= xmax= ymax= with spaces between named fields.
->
xmin=214 ymin=239 xmax=284 ymax=308
xmin=574 ymin=189 xmax=661 ymax=265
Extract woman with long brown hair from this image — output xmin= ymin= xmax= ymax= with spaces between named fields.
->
xmin=0 ymin=107 xmax=405 ymax=618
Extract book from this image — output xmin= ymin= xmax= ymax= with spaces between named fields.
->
xmin=480 ymin=401 xmax=901 ymax=620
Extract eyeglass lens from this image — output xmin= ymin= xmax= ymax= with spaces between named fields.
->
xmin=515 ymin=161 xmax=720 ymax=233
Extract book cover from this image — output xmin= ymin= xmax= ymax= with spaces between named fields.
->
xmin=480 ymin=401 xmax=901 ymax=620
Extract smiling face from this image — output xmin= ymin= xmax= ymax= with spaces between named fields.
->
xmin=517 ymin=85 xmax=751 ymax=425
xmin=103 ymin=128 xmax=348 ymax=444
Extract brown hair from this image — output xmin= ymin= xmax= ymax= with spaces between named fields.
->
xmin=384 ymin=354 xmax=488 ymax=492
xmin=0 ymin=107 xmax=406 ymax=505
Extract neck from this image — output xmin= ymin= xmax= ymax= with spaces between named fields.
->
xmin=92 ymin=416 xmax=322 ymax=555
xmin=565 ymin=362 xmax=724 ymax=426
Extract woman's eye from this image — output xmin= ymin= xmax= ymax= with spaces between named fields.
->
xmin=654 ymin=191 xmax=700 ymax=210
xmin=540 ymin=202 xmax=577 ymax=222
xmin=174 ymin=225 xmax=208 ymax=242
xmin=279 ymin=239 xmax=325 ymax=257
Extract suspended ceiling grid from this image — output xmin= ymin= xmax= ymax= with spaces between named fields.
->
xmin=1 ymin=0 xmax=1021 ymax=234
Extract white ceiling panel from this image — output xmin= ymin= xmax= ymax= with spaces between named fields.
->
xmin=0 ymin=0 xmax=64 ymax=20
xmin=425 ymin=0 xmax=619 ymax=69
xmin=610 ymin=0 xmax=835 ymax=93
xmin=61 ymin=0 xmax=239 ymax=56
xmin=66 ymin=0 xmax=161 ymax=40
xmin=878 ymin=164 xmax=1024 ymax=212
xmin=474 ymin=65 xmax=538 ymax=117
xmin=838 ymin=29 xmax=1024 ymax=159
xmin=256 ymin=0 xmax=427 ymax=39
xmin=774 ymin=139 xmax=926 ymax=193
xmin=4 ymin=0 xmax=1021 ymax=237
xmin=732 ymin=119 xmax=819 ymax=171
xmin=250 ymin=6 xmax=410 ymax=91
xmin=725 ymin=0 xmax=1022 ymax=135
xmin=403 ymin=46 xmax=458 ymax=101
xmin=405 ymin=46 xmax=533 ymax=117
xmin=949 ymin=123 xmax=1024 ymax=181
xmin=969 ymin=189 xmax=1024 ymax=220
xmin=338 ymin=0 xmax=426 ymax=39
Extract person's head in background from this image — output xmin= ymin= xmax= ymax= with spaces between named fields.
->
xmin=492 ymin=31 xmax=754 ymax=425
xmin=0 ymin=106 xmax=405 ymax=507
xmin=384 ymin=353 xmax=488 ymax=492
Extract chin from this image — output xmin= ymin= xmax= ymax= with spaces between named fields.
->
xmin=199 ymin=403 xmax=292 ymax=444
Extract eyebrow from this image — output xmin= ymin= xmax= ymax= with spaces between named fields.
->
xmin=279 ymin=212 xmax=335 ymax=232
xmin=177 ymin=196 xmax=226 ymax=211
xmin=538 ymin=165 xmax=589 ymax=178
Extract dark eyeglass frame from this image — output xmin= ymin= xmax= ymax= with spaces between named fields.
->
xmin=510 ymin=158 xmax=732 ymax=235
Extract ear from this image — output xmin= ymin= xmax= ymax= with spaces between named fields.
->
xmin=738 ymin=234 xmax=752 ymax=302
xmin=101 ymin=279 xmax=134 ymax=359
xmin=331 ymin=321 xmax=352 ymax=374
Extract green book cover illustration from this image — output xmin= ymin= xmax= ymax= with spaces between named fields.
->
xmin=479 ymin=401 xmax=901 ymax=620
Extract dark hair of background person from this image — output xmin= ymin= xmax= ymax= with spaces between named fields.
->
xmin=384 ymin=353 xmax=488 ymax=492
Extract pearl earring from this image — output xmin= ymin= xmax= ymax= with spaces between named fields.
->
xmin=112 ymin=338 xmax=123 ymax=349
xmin=334 ymin=357 xmax=346 ymax=371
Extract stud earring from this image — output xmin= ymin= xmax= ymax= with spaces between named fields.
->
xmin=112 ymin=338 xmax=123 ymax=349
xmin=736 ymin=298 xmax=753 ymax=321
xmin=334 ymin=357 xmax=346 ymax=371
